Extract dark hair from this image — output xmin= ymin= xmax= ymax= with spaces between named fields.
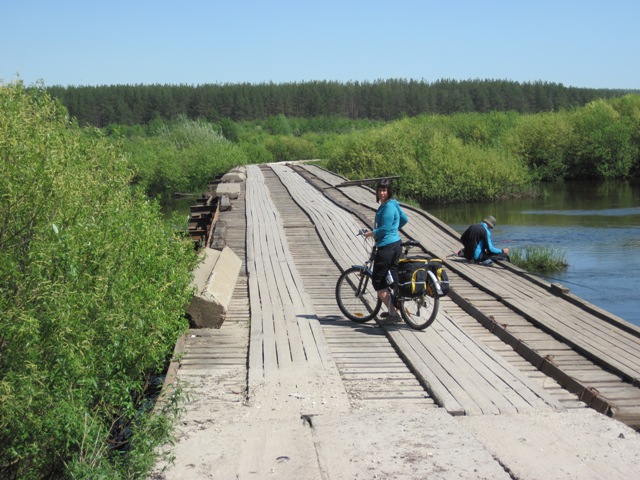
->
xmin=375 ymin=179 xmax=393 ymax=203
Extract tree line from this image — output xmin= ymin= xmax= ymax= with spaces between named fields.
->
xmin=46 ymin=79 xmax=634 ymax=127
xmin=112 ymin=94 xmax=640 ymax=204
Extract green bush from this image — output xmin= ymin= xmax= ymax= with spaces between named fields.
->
xmin=123 ymin=115 xmax=249 ymax=198
xmin=567 ymin=99 xmax=638 ymax=178
xmin=263 ymin=134 xmax=318 ymax=161
xmin=262 ymin=113 xmax=293 ymax=135
xmin=0 ymin=82 xmax=197 ymax=478
xmin=609 ymin=95 xmax=640 ymax=175
xmin=326 ymin=115 xmax=532 ymax=203
xmin=440 ymin=111 xmax=519 ymax=148
xmin=505 ymin=112 xmax=572 ymax=181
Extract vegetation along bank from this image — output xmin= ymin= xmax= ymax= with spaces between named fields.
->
xmin=1 ymin=82 xmax=198 ymax=479
xmin=96 ymin=89 xmax=640 ymax=205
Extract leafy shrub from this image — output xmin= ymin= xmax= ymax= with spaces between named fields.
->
xmin=218 ymin=117 xmax=240 ymax=142
xmin=609 ymin=95 xmax=640 ymax=175
xmin=567 ymin=99 xmax=638 ymax=178
xmin=327 ymin=115 xmax=531 ymax=203
xmin=263 ymin=134 xmax=318 ymax=161
xmin=124 ymin=115 xmax=249 ymax=198
xmin=506 ymin=112 xmax=572 ymax=181
xmin=440 ymin=111 xmax=519 ymax=147
xmin=262 ymin=113 xmax=293 ymax=135
xmin=0 ymin=82 xmax=197 ymax=479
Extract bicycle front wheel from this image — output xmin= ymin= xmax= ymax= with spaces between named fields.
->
xmin=399 ymin=277 xmax=440 ymax=330
xmin=335 ymin=266 xmax=382 ymax=323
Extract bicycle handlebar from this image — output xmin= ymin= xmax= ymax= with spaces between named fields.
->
xmin=357 ymin=230 xmax=423 ymax=251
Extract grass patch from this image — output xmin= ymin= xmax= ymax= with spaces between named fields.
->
xmin=511 ymin=245 xmax=568 ymax=273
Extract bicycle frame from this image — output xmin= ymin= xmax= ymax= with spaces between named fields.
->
xmin=336 ymin=231 xmax=442 ymax=329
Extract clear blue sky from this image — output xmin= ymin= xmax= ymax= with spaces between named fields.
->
xmin=2 ymin=0 xmax=638 ymax=89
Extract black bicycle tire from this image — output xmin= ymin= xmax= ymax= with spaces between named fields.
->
xmin=335 ymin=266 xmax=382 ymax=323
xmin=399 ymin=276 xmax=440 ymax=330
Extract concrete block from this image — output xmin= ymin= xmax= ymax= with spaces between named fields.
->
xmin=219 ymin=195 xmax=231 ymax=211
xmin=221 ymin=171 xmax=246 ymax=183
xmin=216 ymin=183 xmax=240 ymax=199
xmin=187 ymin=246 xmax=241 ymax=328
xmin=211 ymin=220 xmax=227 ymax=250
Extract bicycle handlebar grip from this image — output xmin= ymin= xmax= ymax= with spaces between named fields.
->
xmin=358 ymin=228 xmax=369 ymax=236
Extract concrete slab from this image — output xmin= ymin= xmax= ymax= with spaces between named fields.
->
xmin=216 ymin=183 xmax=240 ymax=199
xmin=221 ymin=171 xmax=246 ymax=183
xmin=459 ymin=409 xmax=640 ymax=480
xmin=219 ymin=195 xmax=231 ymax=211
xmin=187 ymin=246 xmax=241 ymax=328
xmin=312 ymin=409 xmax=511 ymax=480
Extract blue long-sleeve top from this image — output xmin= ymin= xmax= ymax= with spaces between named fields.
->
xmin=373 ymin=199 xmax=408 ymax=247
xmin=473 ymin=222 xmax=503 ymax=260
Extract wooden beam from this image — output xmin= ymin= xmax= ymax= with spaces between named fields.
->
xmin=330 ymin=175 xmax=401 ymax=188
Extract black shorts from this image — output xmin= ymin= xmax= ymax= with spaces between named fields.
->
xmin=371 ymin=240 xmax=402 ymax=291
xmin=477 ymin=251 xmax=511 ymax=263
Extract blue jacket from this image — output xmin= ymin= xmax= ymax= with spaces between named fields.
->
xmin=373 ymin=199 xmax=408 ymax=247
xmin=461 ymin=222 xmax=503 ymax=261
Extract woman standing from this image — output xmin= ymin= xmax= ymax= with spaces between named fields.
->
xmin=364 ymin=179 xmax=408 ymax=324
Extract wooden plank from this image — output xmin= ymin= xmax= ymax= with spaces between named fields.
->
xmin=246 ymin=168 xmax=265 ymax=388
xmin=262 ymin=167 xmax=340 ymax=368
xmin=390 ymin=327 xmax=469 ymax=415
xmin=436 ymin=308 xmax=562 ymax=412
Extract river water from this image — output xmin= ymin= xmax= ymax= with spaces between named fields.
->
xmin=426 ymin=180 xmax=640 ymax=327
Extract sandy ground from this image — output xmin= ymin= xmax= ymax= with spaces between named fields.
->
xmin=151 ymin=367 xmax=640 ymax=480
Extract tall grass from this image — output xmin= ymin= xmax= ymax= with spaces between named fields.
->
xmin=511 ymin=245 xmax=568 ymax=273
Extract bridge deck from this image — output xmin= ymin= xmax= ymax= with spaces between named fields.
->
xmin=159 ymin=162 xmax=640 ymax=479
xmin=297 ymin=163 xmax=640 ymax=426
xmin=176 ymin=162 xmax=640 ymax=425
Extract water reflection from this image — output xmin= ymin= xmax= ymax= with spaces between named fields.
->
xmin=525 ymin=208 xmax=640 ymax=217
xmin=425 ymin=180 xmax=640 ymax=326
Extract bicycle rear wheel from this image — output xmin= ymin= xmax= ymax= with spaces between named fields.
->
xmin=335 ymin=266 xmax=382 ymax=322
xmin=399 ymin=277 xmax=439 ymax=330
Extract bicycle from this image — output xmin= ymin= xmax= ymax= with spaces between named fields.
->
xmin=335 ymin=230 xmax=443 ymax=330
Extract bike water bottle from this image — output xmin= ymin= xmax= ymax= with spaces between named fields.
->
xmin=386 ymin=270 xmax=394 ymax=285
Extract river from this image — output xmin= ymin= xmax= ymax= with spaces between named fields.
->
xmin=426 ymin=180 xmax=640 ymax=327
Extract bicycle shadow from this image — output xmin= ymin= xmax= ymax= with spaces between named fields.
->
xmin=297 ymin=314 xmax=410 ymax=336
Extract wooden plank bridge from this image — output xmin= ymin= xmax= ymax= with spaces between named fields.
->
xmin=159 ymin=161 xmax=640 ymax=479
